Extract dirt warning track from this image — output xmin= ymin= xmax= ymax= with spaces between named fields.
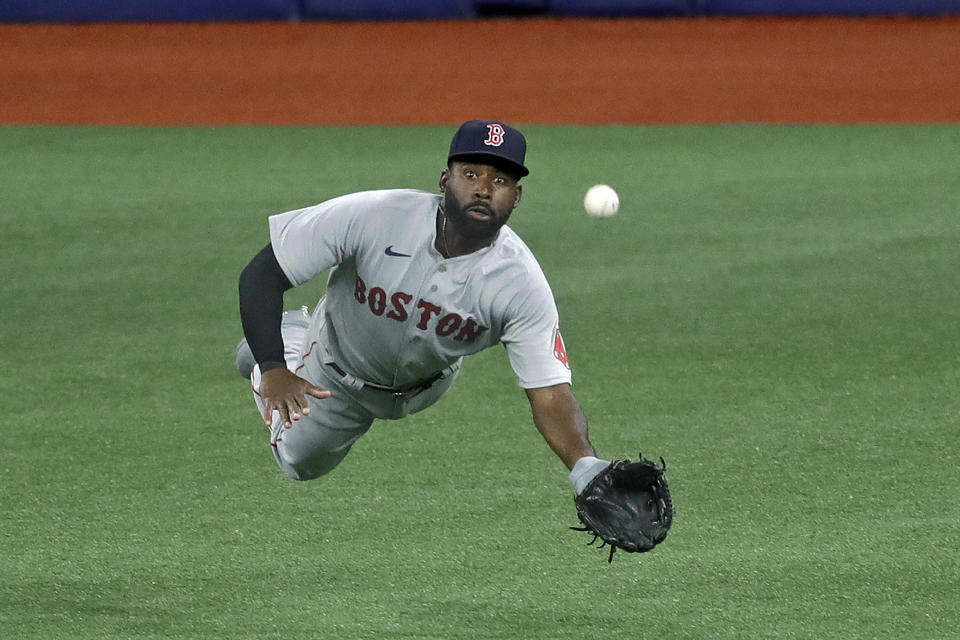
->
xmin=1 ymin=17 xmax=958 ymax=124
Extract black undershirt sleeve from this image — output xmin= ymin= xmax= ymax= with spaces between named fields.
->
xmin=238 ymin=242 xmax=294 ymax=372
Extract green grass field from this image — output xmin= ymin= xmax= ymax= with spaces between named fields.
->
xmin=2 ymin=124 xmax=958 ymax=639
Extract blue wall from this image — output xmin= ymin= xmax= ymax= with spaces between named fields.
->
xmin=300 ymin=0 xmax=474 ymax=20
xmin=0 ymin=1 xmax=299 ymax=22
xmin=703 ymin=0 xmax=960 ymax=15
xmin=2 ymin=0 xmax=958 ymax=22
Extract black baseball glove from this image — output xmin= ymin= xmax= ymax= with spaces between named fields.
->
xmin=571 ymin=455 xmax=674 ymax=562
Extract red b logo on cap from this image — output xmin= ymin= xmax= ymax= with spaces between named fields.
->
xmin=484 ymin=123 xmax=505 ymax=147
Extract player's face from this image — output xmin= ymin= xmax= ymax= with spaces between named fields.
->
xmin=440 ymin=161 xmax=522 ymax=241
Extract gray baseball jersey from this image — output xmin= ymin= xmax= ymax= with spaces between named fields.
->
xmin=268 ymin=188 xmax=572 ymax=391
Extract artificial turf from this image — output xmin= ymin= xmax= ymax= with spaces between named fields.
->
xmin=1 ymin=124 xmax=958 ymax=639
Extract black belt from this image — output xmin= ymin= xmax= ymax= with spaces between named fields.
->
xmin=326 ymin=362 xmax=444 ymax=398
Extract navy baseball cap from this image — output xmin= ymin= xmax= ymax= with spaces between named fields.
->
xmin=447 ymin=120 xmax=529 ymax=178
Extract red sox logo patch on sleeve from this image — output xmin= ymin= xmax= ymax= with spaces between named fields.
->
xmin=484 ymin=123 xmax=506 ymax=147
xmin=553 ymin=327 xmax=570 ymax=369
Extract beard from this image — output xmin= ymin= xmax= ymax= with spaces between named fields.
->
xmin=442 ymin=190 xmax=511 ymax=243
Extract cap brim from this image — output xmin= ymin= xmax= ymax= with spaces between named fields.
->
xmin=448 ymin=152 xmax=529 ymax=178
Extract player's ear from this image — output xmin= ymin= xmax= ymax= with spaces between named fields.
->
xmin=439 ymin=169 xmax=449 ymax=192
xmin=513 ymin=183 xmax=523 ymax=208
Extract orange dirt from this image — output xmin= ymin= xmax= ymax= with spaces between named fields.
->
xmin=1 ymin=17 xmax=958 ymax=125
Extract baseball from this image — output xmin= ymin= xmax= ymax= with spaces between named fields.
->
xmin=583 ymin=184 xmax=619 ymax=218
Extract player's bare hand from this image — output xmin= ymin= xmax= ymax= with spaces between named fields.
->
xmin=259 ymin=368 xmax=331 ymax=428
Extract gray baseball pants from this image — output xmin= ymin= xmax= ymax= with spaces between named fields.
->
xmin=250 ymin=308 xmax=457 ymax=481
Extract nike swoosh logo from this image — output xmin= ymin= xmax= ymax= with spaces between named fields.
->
xmin=385 ymin=246 xmax=411 ymax=257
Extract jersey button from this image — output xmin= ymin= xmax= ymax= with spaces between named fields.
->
xmin=438 ymin=265 xmax=447 ymax=273
xmin=430 ymin=285 xmax=438 ymax=292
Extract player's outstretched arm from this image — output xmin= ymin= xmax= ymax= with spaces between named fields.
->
xmin=525 ymin=383 xmax=596 ymax=470
xmin=258 ymin=368 xmax=331 ymax=429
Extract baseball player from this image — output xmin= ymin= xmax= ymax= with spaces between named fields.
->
xmin=237 ymin=120 xmax=611 ymax=496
